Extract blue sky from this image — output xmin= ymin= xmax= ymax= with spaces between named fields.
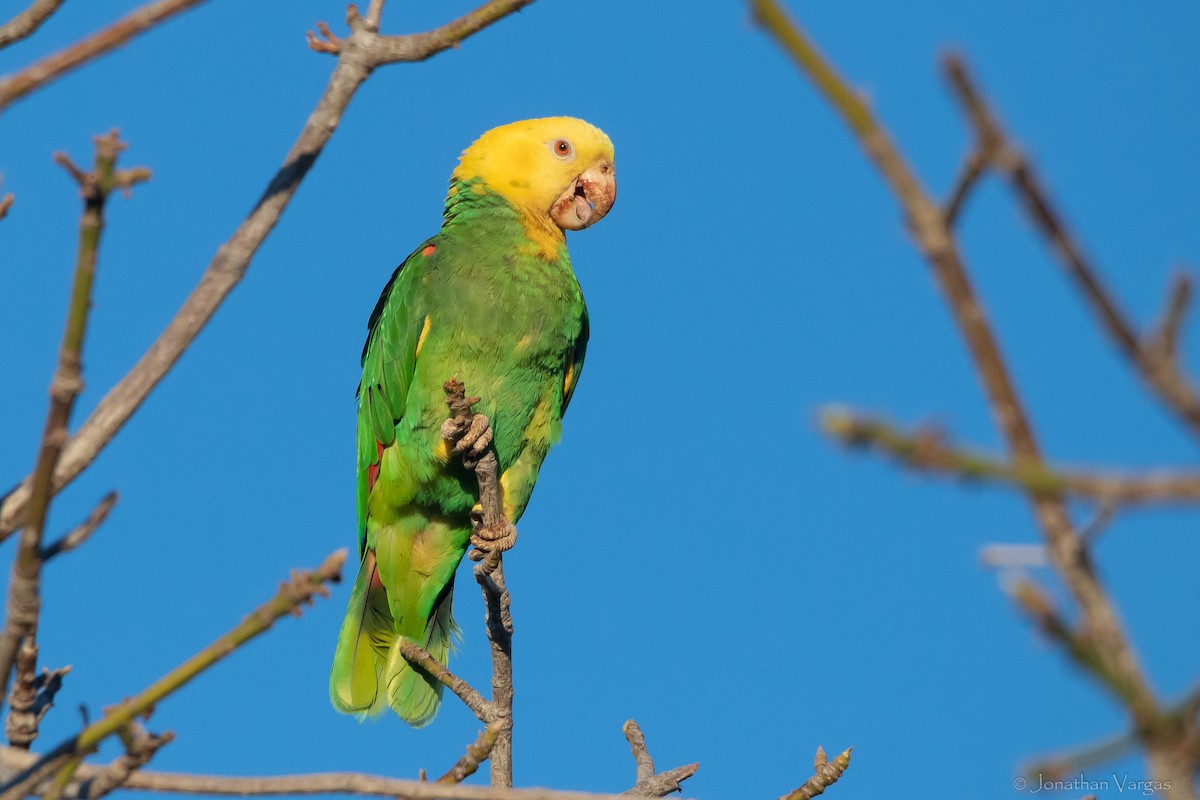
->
xmin=1 ymin=1 xmax=1198 ymax=798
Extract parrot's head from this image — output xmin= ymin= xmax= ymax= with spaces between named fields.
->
xmin=451 ymin=117 xmax=616 ymax=253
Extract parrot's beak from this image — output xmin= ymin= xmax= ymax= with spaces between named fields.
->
xmin=550 ymin=159 xmax=616 ymax=231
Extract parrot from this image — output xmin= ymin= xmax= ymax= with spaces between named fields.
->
xmin=329 ymin=117 xmax=617 ymax=726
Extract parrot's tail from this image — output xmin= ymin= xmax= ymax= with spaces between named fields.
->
xmin=329 ymin=552 xmax=393 ymax=718
xmin=383 ymin=583 xmax=456 ymax=728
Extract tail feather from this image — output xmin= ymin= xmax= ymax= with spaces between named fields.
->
xmin=329 ymin=552 xmax=393 ymax=717
xmin=383 ymin=582 xmax=456 ymax=728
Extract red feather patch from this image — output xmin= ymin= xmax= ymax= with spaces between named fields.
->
xmin=421 ymin=244 xmax=436 ymax=256
xmin=367 ymin=440 xmax=384 ymax=490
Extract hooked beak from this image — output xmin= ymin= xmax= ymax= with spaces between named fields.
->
xmin=550 ymin=159 xmax=616 ymax=231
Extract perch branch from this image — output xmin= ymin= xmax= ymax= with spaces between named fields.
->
xmin=822 ymin=409 xmax=1200 ymax=507
xmin=442 ymin=379 xmax=515 ymax=788
xmin=0 ymin=195 xmax=12 ymax=221
xmin=0 ymin=0 xmax=66 ymax=50
xmin=0 ymin=0 xmax=207 ymax=113
xmin=620 ymin=721 xmax=699 ymax=797
xmin=750 ymin=3 xmax=1186 ymax=791
xmin=39 ymin=492 xmax=116 ymax=563
xmin=777 ymin=747 xmax=852 ymax=800
xmin=943 ymin=55 xmax=1200 ymax=440
xmin=0 ymin=551 xmax=345 ymax=800
xmin=0 ymin=0 xmax=538 ymax=542
xmin=0 ymin=133 xmax=147 ymax=719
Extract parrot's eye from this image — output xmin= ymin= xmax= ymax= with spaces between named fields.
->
xmin=550 ymin=139 xmax=574 ymax=160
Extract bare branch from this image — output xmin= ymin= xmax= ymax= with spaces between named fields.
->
xmin=0 ymin=0 xmax=207 ymax=113
xmin=397 ymin=642 xmax=491 ymax=721
xmin=0 ymin=133 xmax=146 ymax=714
xmin=751 ymin=4 xmax=1186 ymax=791
xmin=0 ymin=194 xmax=12 ymax=221
xmin=0 ymin=747 xmax=703 ymax=800
xmin=0 ymin=551 xmax=345 ymax=800
xmin=0 ymin=0 xmax=540 ymax=544
xmin=69 ymin=724 xmax=172 ymax=800
xmin=1147 ymin=271 xmax=1193 ymax=366
xmin=943 ymin=54 xmax=1200 ymax=440
xmin=942 ymin=149 xmax=988 ymax=227
xmin=621 ymin=721 xmax=655 ymax=787
xmin=0 ymin=0 xmax=66 ymax=50
xmin=5 ymin=640 xmax=67 ymax=748
xmin=777 ymin=747 xmax=852 ymax=800
xmin=441 ymin=378 xmax=517 ymax=787
xmin=822 ymin=409 xmax=1200 ymax=507
xmin=39 ymin=492 xmax=116 ymax=562
xmin=435 ymin=721 xmax=503 ymax=785
xmin=619 ymin=721 xmax=698 ymax=798
xmin=361 ymin=0 xmax=534 ymax=67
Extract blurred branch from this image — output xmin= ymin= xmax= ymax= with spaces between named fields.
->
xmin=750 ymin=2 xmax=1190 ymax=793
xmin=0 ymin=551 xmax=345 ymax=800
xmin=942 ymin=55 xmax=1200 ymax=440
xmin=67 ymin=723 xmax=172 ymax=800
xmin=0 ymin=0 xmax=66 ymax=50
xmin=4 ymin=642 xmax=67 ymax=749
xmin=0 ymin=0 xmax=538 ymax=542
xmin=0 ymin=0 xmax=207 ymax=113
xmin=620 ymin=721 xmax=699 ymax=797
xmin=0 ymin=133 xmax=147 ymax=724
xmin=39 ymin=492 xmax=116 ymax=562
xmin=822 ymin=409 xmax=1200 ymax=507
xmin=777 ymin=747 xmax=851 ymax=800
xmin=0 ymin=195 xmax=12 ymax=221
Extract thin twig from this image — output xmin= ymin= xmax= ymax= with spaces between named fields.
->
xmin=0 ymin=0 xmax=66 ymax=50
xmin=0 ymin=133 xmax=147 ymax=717
xmin=750 ymin=4 xmax=1185 ymax=792
xmin=942 ymin=149 xmax=988 ymax=227
xmin=39 ymin=492 xmax=116 ymax=562
xmin=0 ymin=0 xmax=206 ymax=113
xmin=943 ymin=55 xmax=1200 ymax=440
xmin=0 ymin=195 xmax=12 ymax=221
xmin=1148 ymin=272 xmax=1193 ymax=366
xmin=435 ymin=721 xmax=503 ymax=785
xmin=822 ymin=409 xmax=1200 ymax=506
xmin=0 ymin=551 xmax=345 ymax=800
xmin=777 ymin=747 xmax=851 ymax=800
xmin=0 ymin=0 xmax=539 ymax=541
xmin=396 ymin=642 xmax=491 ymax=721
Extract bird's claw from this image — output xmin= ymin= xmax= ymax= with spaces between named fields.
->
xmin=441 ymin=414 xmax=493 ymax=467
xmin=469 ymin=520 xmax=518 ymax=559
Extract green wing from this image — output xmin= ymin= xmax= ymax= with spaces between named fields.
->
xmin=354 ymin=242 xmax=432 ymax=556
xmin=562 ymin=303 xmax=589 ymax=415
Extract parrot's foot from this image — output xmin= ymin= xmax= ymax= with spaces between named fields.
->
xmin=440 ymin=413 xmax=493 ymax=467
xmin=468 ymin=519 xmax=518 ymax=560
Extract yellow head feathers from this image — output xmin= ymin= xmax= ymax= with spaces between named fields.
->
xmin=450 ymin=117 xmax=617 ymax=257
